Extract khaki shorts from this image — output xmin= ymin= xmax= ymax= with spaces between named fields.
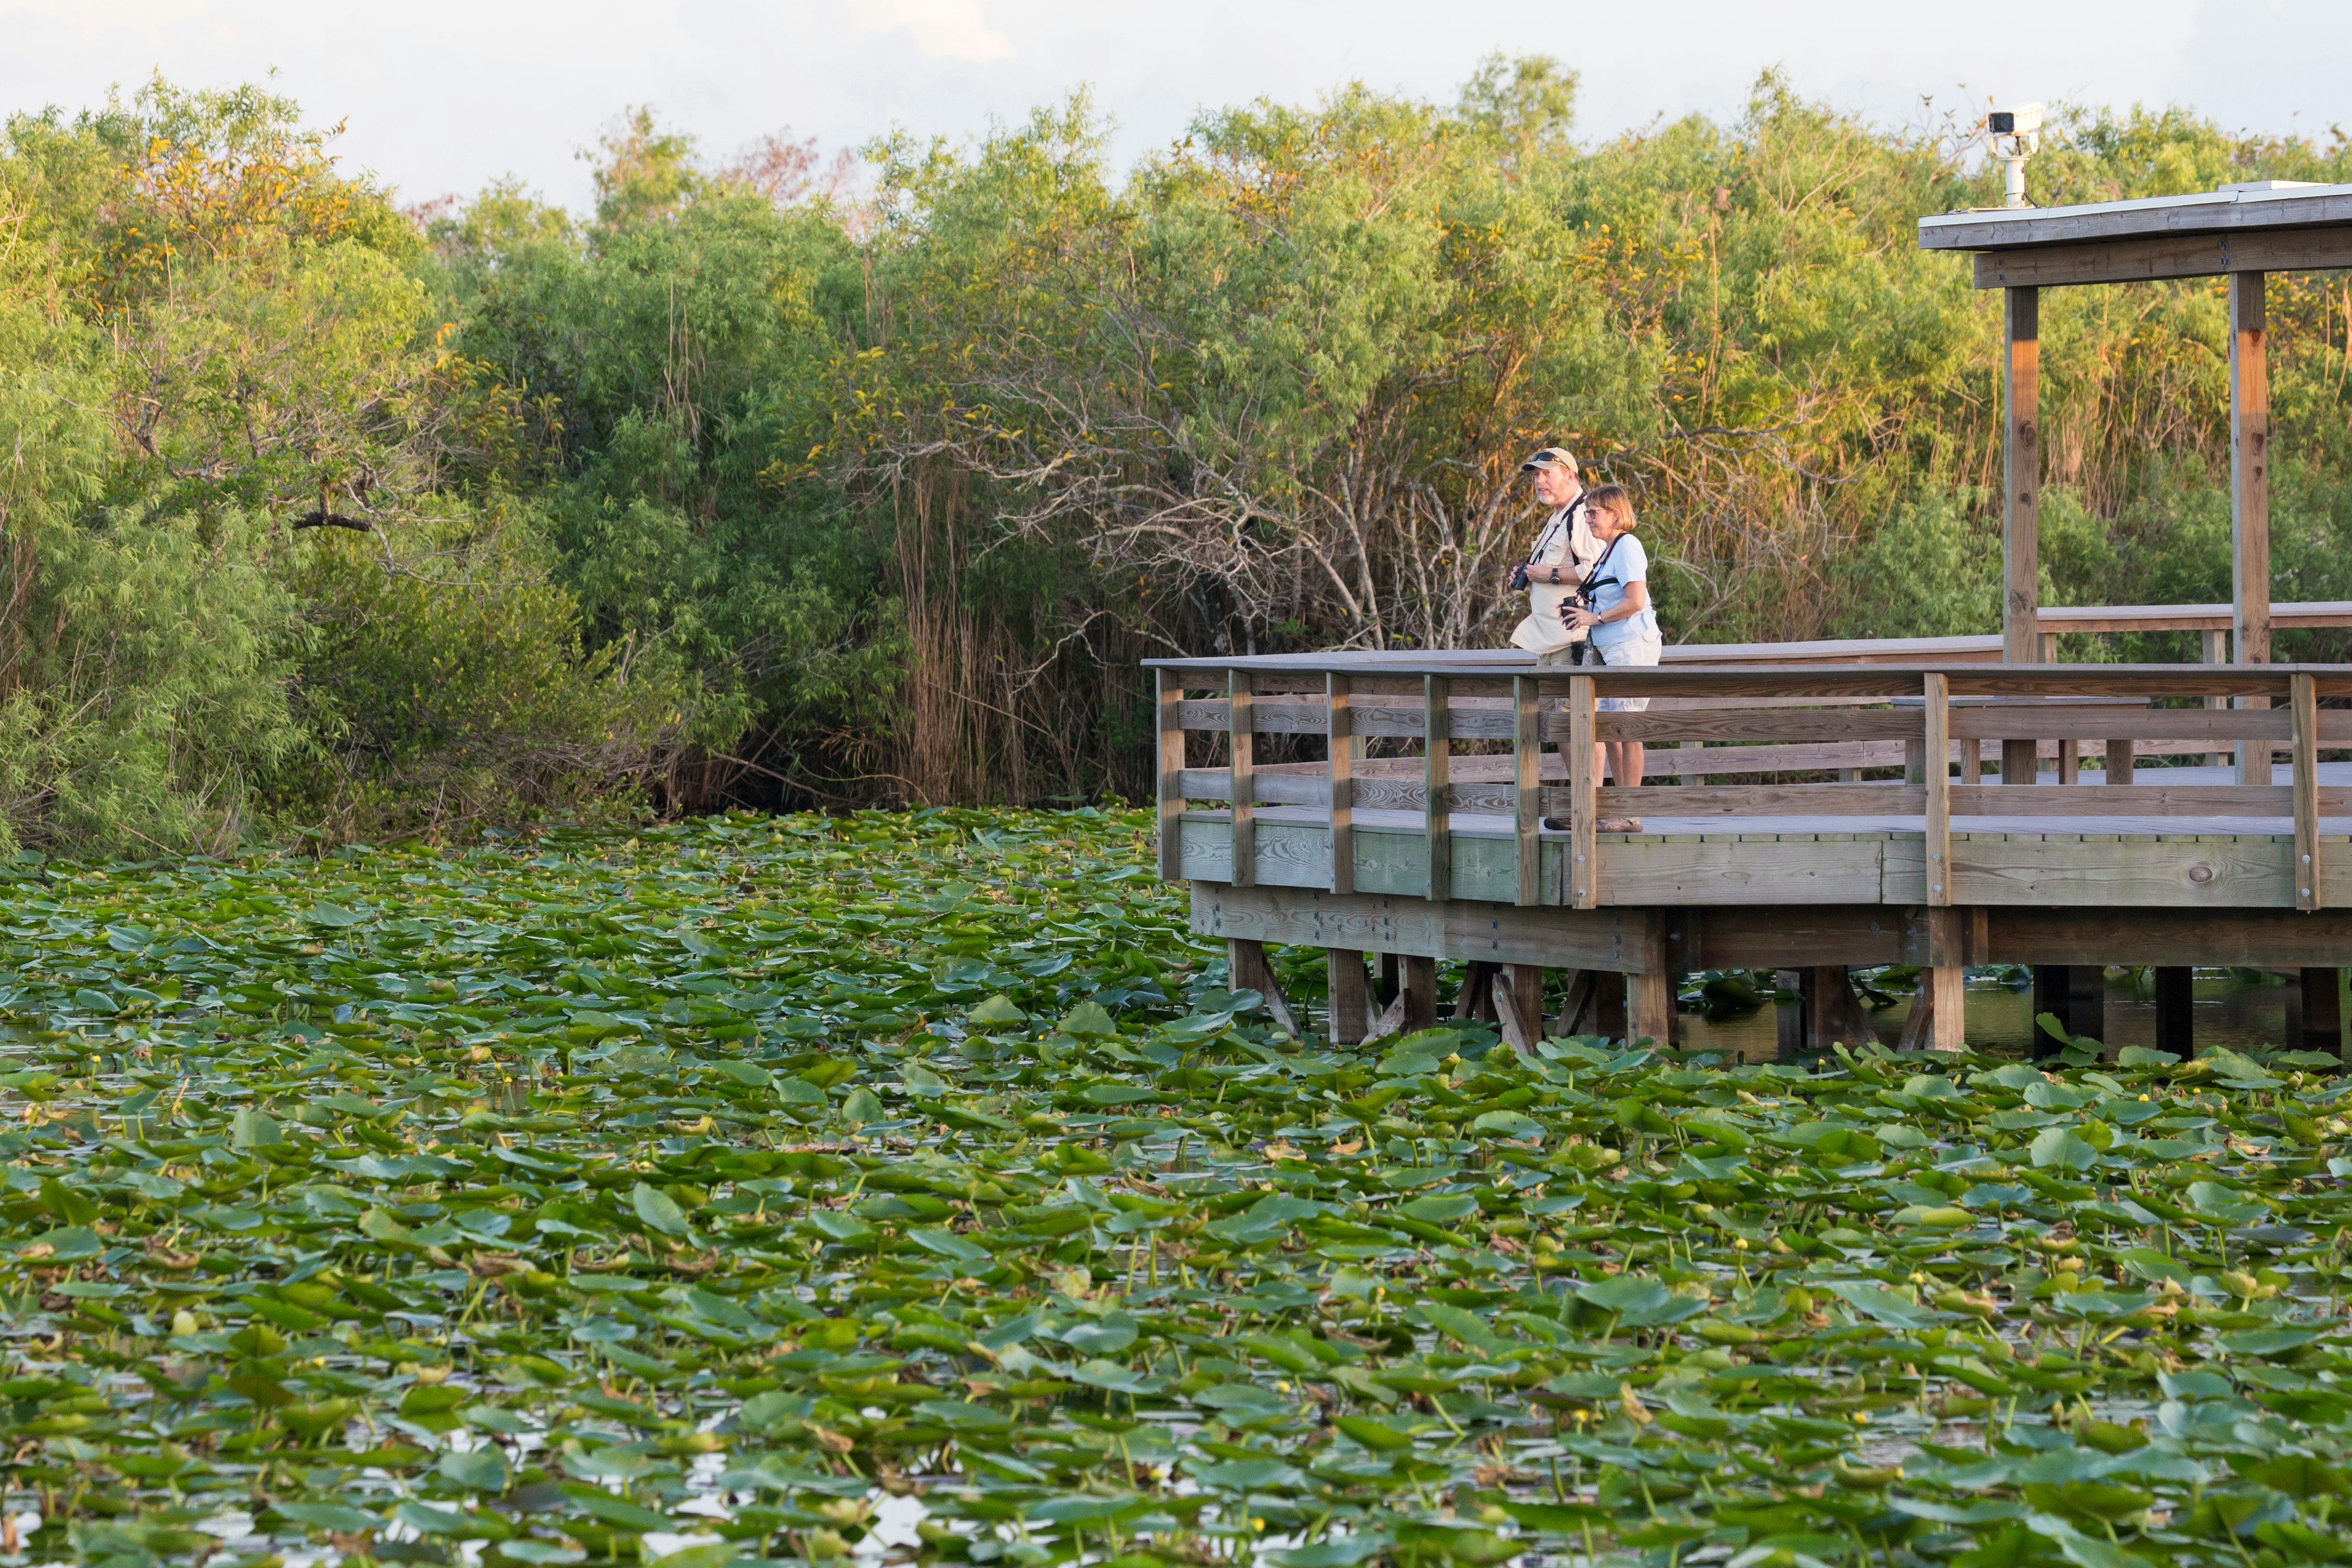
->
xmin=1593 ymin=631 xmax=1661 ymax=712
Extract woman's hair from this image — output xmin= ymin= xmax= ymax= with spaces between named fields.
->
xmin=1586 ymin=483 xmax=1636 ymax=529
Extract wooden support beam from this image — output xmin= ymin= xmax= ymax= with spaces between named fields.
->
xmin=1492 ymin=967 xmax=1542 ymax=1052
xmin=1627 ymin=970 xmax=1674 ymax=1046
xmin=2233 ymin=270 xmax=2272 ymax=673
xmin=2154 ymin=967 xmax=2195 ymax=1059
xmin=1226 ymin=938 xmax=1297 ymax=1037
xmin=1157 ymin=670 xmax=1186 ymax=880
xmin=1327 ymin=673 xmax=1355 ymax=897
xmin=1507 ymin=965 xmax=1544 ymax=1044
xmin=1453 ymin=960 xmax=1499 ymax=1022
xmin=1228 ymin=669 xmax=1256 ymax=889
xmin=1423 ymin=675 xmax=1450 ymax=903
xmin=1553 ymin=969 xmax=1594 ymax=1038
xmin=2004 ymin=286 xmax=2040 ymax=666
xmin=2292 ymin=671 xmax=2321 ymax=911
xmin=1326 ymin=949 xmax=1371 ymax=1047
xmin=1896 ymin=968 xmax=1966 ymax=1052
xmin=1966 ymin=225 xmax=2352 ymax=290
xmin=1568 ymin=675 xmax=1598 ymax=910
xmin=2301 ymin=968 xmax=2343 ymax=1057
xmin=1513 ymin=676 xmax=1542 ymax=907
xmin=1926 ymin=966 xmax=1967 ymax=1051
xmin=1376 ymin=951 xmax=1399 ymax=1006
xmin=1400 ymin=956 xmax=1438 ymax=1034
xmin=2105 ymin=736 xmax=2135 ymax=783
xmin=1803 ymin=967 xmax=1878 ymax=1050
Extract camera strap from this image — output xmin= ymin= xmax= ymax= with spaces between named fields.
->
xmin=1577 ymin=532 xmax=1623 ymax=597
xmin=1526 ymin=496 xmax=1587 ymax=568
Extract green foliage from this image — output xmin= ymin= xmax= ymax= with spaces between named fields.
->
xmin=20 ymin=66 xmax=2352 ymax=837
xmin=268 ymin=513 xmax=685 ymax=839
xmin=0 ymin=810 xmax=2342 ymax=1565
xmin=0 ymin=78 xmax=680 ymax=849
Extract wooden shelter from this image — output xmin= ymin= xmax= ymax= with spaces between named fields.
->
xmin=1919 ymin=181 xmax=2352 ymax=766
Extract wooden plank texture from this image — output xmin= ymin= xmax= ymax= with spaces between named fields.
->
xmin=1156 ymin=669 xmax=1186 ymax=879
xmin=2005 ymin=286 xmax=2040 ymax=666
xmin=1569 ymin=676 xmax=1597 ymax=910
xmin=1950 ymin=834 xmax=2295 ymax=908
xmin=1924 ymin=673 xmax=1951 ymax=906
xmin=1189 ymin=883 xmax=1667 ymax=972
xmin=1590 ymin=783 xmax=1923 ymax=817
xmin=1947 ymin=785 xmax=2295 ymax=817
xmin=1513 ymin=676 xmax=1541 ymax=906
xmin=1599 ymin=707 xmax=1923 ymax=743
xmin=1424 ymin=674 xmax=1450 ymax=903
xmin=1599 ymin=837 xmax=1888 ymax=905
xmin=1969 ymin=227 xmax=2352 ymax=289
xmin=1988 ymin=905 xmax=2352 ymax=967
xmin=1947 ymin=706 xmax=2281 ymax=741
xmin=2293 ymin=671 xmax=2321 ymax=910
xmin=1228 ymin=669 xmax=1256 ymax=889
xmin=2235 ymin=270 xmax=2272 ymax=668
xmin=1327 ymin=673 xmax=1354 ymax=896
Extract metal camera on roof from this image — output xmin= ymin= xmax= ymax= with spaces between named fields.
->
xmin=1987 ymin=103 xmax=2044 ymax=208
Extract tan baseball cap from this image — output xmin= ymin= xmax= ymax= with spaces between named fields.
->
xmin=1519 ymin=446 xmax=1578 ymax=473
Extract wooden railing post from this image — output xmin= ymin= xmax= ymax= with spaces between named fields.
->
xmin=2292 ymin=671 xmax=2321 ymax=911
xmin=2204 ymin=628 xmax=2231 ymax=770
xmin=1923 ymin=673 xmax=1951 ymax=907
xmin=1327 ymin=672 xmax=1354 ymax=897
xmin=1156 ymin=669 xmax=1185 ymax=880
xmin=1228 ymin=668 xmax=1255 ymax=889
xmin=1423 ymin=674 xmax=1451 ymax=903
xmin=2003 ymin=285 xmax=2041 ymax=667
xmin=1569 ymin=675 xmax=1597 ymax=910
xmin=1513 ymin=676 xmax=1541 ymax=906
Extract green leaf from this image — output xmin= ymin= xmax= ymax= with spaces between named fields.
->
xmin=630 ymin=1183 xmax=691 ymax=1237
xmin=2030 ymin=1126 xmax=2100 ymax=1171
xmin=437 ymin=1446 xmax=511 ymax=1492
xmin=968 ymin=993 xmax=1028 ymax=1026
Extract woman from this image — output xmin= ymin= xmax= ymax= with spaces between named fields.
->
xmin=1546 ymin=484 xmax=1658 ymax=832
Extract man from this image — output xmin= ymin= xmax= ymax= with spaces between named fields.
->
xmin=1507 ymin=447 xmax=1600 ymax=659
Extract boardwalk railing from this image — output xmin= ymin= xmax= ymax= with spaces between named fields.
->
xmin=1152 ymin=658 xmax=2352 ymax=914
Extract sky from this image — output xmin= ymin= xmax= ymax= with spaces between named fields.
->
xmin=4 ymin=0 xmax=2348 ymax=211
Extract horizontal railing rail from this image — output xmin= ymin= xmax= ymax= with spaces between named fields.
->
xmin=1152 ymin=658 xmax=2352 ymax=915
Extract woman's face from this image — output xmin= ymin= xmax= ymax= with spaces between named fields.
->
xmin=1588 ymin=503 xmax=1627 ymax=541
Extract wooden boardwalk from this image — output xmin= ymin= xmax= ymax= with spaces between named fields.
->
xmin=1149 ymin=655 xmax=2352 ymax=1055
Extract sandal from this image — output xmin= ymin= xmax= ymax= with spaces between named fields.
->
xmin=1596 ymin=816 xmax=1643 ymax=833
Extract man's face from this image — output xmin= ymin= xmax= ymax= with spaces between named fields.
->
xmin=1531 ymin=462 xmax=1578 ymax=508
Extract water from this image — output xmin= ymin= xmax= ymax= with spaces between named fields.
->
xmin=1675 ymin=967 xmax=2335 ymax=1061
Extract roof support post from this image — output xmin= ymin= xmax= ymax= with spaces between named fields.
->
xmin=2233 ymin=271 xmax=2271 ymax=786
xmin=2003 ymin=287 xmax=2040 ymax=669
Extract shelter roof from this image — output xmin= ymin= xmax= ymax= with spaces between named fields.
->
xmin=1920 ymin=181 xmax=2352 ymax=252
xmin=1917 ymin=181 xmax=2352 ymax=288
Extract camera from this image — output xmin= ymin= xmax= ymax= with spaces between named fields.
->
xmin=1986 ymin=104 xmax=2043 ymax=138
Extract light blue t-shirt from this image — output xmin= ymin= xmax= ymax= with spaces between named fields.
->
xmin=1585 ymin=533 xmax=1658 ymax=649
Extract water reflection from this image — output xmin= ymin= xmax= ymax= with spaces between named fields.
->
xmin=1675 ymin=968 xmax=2339 ymax=1061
